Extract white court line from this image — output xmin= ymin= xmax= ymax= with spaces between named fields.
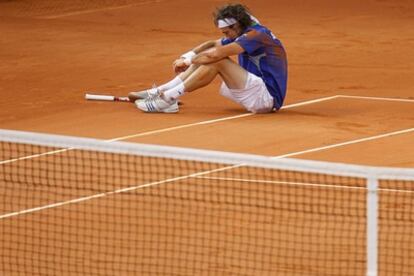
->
xmin=193 ymin=176 xmax=414 ymax=193
xmin=41 ymin=0 xmax=165 ymax=19
xmin=0 ymin=148 xmax=74 ymax=165
xmin=195 ymin=176 xmax=366 ymax=190
xmin=0 ymin=166 xmax=234 ymax=220
xmin=1 ymin=126 xmax=413 ymax=220
xmin=0 ymin=95 xmax=338 ymax=166
xmin=272 ymin=128 xmax=414 ymax=159
xmin=108 ymin=93 xmax=414 ymax=142
xmin=338 ymin=95 xmax=414 ymax=103
xmin=108 ymin=95 xmax=340 ymax=142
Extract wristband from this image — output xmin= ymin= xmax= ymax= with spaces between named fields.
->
xmin=181 ymin=50 xmax=196 ymax=66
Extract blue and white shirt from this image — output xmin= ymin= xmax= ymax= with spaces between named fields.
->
xmin=222 ymin=24 xmax=288 ymax=110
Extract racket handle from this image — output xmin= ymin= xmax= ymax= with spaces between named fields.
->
xmin=85 ymin=93 xmax=131 ymax=102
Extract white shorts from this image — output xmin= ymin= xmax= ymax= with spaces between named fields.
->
xmin=220 ymin=72 xmax=275 ymax=113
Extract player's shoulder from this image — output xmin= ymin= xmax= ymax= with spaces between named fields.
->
xmin=249 ymin=24 xmax=269 ymax=32
xmin=238 ymin=25 xmax=267 ymax=40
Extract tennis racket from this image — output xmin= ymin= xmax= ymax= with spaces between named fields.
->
xmin=85 ymin=93 xmax=183 ymax=105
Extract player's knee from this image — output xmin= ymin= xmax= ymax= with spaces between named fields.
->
xmin=216 ymin=57 xmax=231 ymax=66
xmin=208 ymin=58 xmax=231 ymax=70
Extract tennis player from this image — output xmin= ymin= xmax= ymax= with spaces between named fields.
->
xmin=131 ymin=3 xmax=288 ymax=113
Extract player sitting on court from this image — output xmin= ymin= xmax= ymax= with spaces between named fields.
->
xmin=130 ymin=3 xmax=288 ymax=114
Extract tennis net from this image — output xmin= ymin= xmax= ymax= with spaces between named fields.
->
xmin=1 ymin=129 xmax=413 ymax=275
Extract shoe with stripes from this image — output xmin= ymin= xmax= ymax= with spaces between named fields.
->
xmin=135 ymin=95 xmax=179 ymax=113
xmin=128 ymin=85 xmax=160 ymax=102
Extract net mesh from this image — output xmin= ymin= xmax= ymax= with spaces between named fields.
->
xmin=0 ymin=130 xmax=413 ymax=275
xmin=378 ymin=180 xmax=414 ymax=275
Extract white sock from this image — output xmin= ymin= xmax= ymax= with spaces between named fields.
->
xmin=158 ymin=76 xmax=183 ymax=92
xmin=162 ymin=83 xmax=186 ymax=102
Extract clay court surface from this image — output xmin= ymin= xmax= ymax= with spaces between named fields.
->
xmin=1 ymin=0 xmax=414 ymax=275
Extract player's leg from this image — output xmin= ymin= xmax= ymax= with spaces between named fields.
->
xmin=177 ymin=64 xmax=201 ymax=82
xmin=158 ymin=58 xmax=248 ymax=104
xmin=135 ymin=58 xmax=247 ymax=113
xmin=183 ymin=58 xmax=247 ymax=92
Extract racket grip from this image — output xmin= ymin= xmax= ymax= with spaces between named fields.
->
xmin=85 ymin=94 xmax=116 ymax=101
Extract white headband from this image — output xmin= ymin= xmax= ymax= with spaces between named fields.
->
xmin=217 ymin=15 xmax=260 ymax=29
xmin=217 ymin=18 xmax=237 ymax=28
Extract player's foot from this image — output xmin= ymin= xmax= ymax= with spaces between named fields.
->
xmin=135 ymin=95 xmax=179 ymax=113
xmin=128 ymin=85 xmax=160 ymax=102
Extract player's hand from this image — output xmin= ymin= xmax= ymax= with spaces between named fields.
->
xmin=173 ymin=58 xmax=189 ymax=74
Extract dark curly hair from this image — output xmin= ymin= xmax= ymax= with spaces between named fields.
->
xmin=213 ymin=3 xmax=253 ymax=31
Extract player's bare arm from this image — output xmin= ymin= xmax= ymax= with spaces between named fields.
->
xmin=192 ymin=42 xmax=244 ymax=65
xmin=174 ymin=41 xmax=243 ymax=72
xmin=192 ymin=39 xmax=221 ymax=54
xmin=173 ymin=39 xmax=221 ymax=73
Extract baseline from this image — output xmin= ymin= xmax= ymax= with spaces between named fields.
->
xmin=41 ymin=0 xmax=165 ymax=19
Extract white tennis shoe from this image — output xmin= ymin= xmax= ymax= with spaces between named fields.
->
xmin=135 ymin=95 xmax=179 ymax=113
xmin=128 ymin=85 xmax=160 ymax=102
